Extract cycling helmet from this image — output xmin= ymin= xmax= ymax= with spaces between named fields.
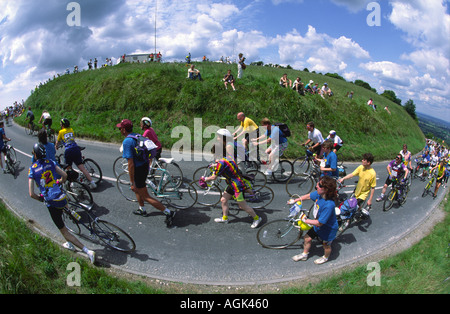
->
xmin=60 ymin=118 xmax=70 ymax=128
xmin=216 ymin=128 xmax=232 ymax=139
xmin=141 ymin=117 xmax=152 ymax=127
xmin=32 ymin=143 xmax=46 ymax=160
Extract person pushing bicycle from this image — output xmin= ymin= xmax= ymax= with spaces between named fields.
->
xmin=28 ymin=143 xmax=96 ymax=264
xmin=376 ymin=154 xmax=409 ymax=202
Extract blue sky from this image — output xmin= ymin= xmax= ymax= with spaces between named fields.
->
xmin=1 ymin=0 xmax=449 ymax=120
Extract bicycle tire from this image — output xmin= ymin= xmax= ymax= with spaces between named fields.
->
xmin=116 ymin=172 xmax=138 ymax=202
xmin=82 ymin=158 xmax=103 ymax=185
xmin=62 ymin=207 xmax=82 ymax=235
xmin=245 ymin=185 xmax=274 ymax=209
xmin=93 ymin=220 xmax=136 ymax=253
xmin=113 ymin=156 xmax=128 ymax=178
xmin=271 ymin=160 xmax=293 ymax=182
xmin=383 ymin=188 xmax=396 ymax=212
xmin=256 ymin=219 xmax=303 ymax=249
xmin=192 ymin=182 xmax=222 ymax=207
xmin=337 ymin=218 xmax=351 ymax=238
xmin=7 ymin=147 xmax=17 ymax=164
xmin=292 ymin=156 xmax=310 ymax=176
xmin=66 ymin=181 xmax=94 ymax=207
xmin=286 ymin=174 xmax=315 ymax=197
xmin=246 ymin=170 xmax=267 ymax=190
xmin=161 ymin=181 xmax=198 ymax=210
xmin=159 ymin=161 xmax=183 ymax=188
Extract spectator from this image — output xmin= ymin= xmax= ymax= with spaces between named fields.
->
xmin=237 ymin=53 xmax=245 ymax=79
xmin=384 ymin=106 xmax=391 ymax=114
xmin=188 ymin=65 xmax=203 ymax=81
xmin=279 ymin=74 xmax=292 ymax=88
xmin=223 ymin=70 xmax=236 ymax=91
xmin=367 ymin=98 xmax=375 ymax=111
xmin=292 ymin=77 xmax=305 ymax=95
xmin=321 ymin=83 xmax=333 ymax=98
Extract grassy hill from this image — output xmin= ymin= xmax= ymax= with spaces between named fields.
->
xmin=18 ymin=61 xmax=425 ymax=161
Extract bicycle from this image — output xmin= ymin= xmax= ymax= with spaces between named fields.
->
xmin=291 ymin=146 xmax=316 ymax=176
xmin=56 ymin=146 xmax=103 ymax=186
xmin=238 ymin=142 xmax=293 ymax=183
xmin=2 ymin=140 xmax=17 ymax=177
xmin=422 ymin=173 xmax=437 ymax=198
xmin=383 ymin=176 xmax=409 ymax=211
xmin=285 ymin=163 xmax=321 ymax=197
xmin=43 ymin=124 xmax=56 ymax=144
xmin=116 ymin=167 xmax=198 ymax=210
xmin=63 ymin=200 xmax=136 ymax=253
xmin=58 ymin=168 xmax=94 ymax=208
xmin=256 ymin=197 xmax=312 ymax=249
xmin=25 ymin=120 xmax=38 ymax=136
xmin=113 ymin=155 xmax=183 ymax=188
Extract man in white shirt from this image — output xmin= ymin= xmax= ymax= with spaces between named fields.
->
xmin=303 ymin=121 xmax=324 ymax=157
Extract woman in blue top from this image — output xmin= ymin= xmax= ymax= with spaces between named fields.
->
xmin=289 ymin=176 xmax=338 ymax=265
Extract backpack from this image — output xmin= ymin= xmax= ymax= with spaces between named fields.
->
xmin=274 ymin=123 xmax=291 ymax=137
xmin=338 ymin=197 xmax=358 ymax=219
xmin=127 ymin=134 xmax=158 ymax=163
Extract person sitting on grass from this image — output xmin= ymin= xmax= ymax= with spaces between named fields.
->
xmin=223 ymin=69 xmax=236 ymax=91
xmin=187 ymin=64 xmax=203 ymax=81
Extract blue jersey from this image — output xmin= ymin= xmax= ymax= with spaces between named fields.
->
xmin=0 ymin=128 xmax=5 ymax=150
xmin=28 ymin=159 xmax=67 ymax=208
xmin=310 ymin=191 xmax=338 ymax=242
xmin=321 ymin=151 xmax=339 ymax=178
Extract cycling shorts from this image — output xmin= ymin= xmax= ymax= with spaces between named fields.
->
xmin=134 ymin=163 xmax=149 ymax=189
xmin=48 ymin=206 xmax=65 ymax=230
xmin=64 ymin=146 xmax=83 ymax=167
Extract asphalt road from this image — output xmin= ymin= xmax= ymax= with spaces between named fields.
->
xmin=0 ymin=121 xmax=446 ymax=286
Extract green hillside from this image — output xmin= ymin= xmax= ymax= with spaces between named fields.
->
xmin=19 ymin=61 xmax=425 ymax=161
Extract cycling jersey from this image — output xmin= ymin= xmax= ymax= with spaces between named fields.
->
xmin=321 ymin=151 xmax=339 ymax=178
xmin=28 ymin=159 xmax=67 ymax=209
xmin=214 ymin=158 xmax=251 ymax=197
xmin=388 ymin=160 xmax=407 ymax=178
xmin=0 ymin=127 xmax=5 ymax=151
xmin=57 ymin=127 xmax=78 ymax=149
xmin=310 ymin=191 xmax=338 ymax=242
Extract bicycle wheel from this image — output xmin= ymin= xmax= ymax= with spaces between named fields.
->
xmin=257 ymin=219 xmax=303 ymax=249
xmin=159 ymin=161 xmax=183 ymax=188
xmin=192 ymin=182 xmax=222 ymax=207
xmin=246 ymin=170 xmax=267 ymax=189
xmin=116 ymin=172 xmax=137 ymax=202
xmin=286 ymin=174 xmax=315 ymax=197
xmin=62 ymin=207 xmax=81 ymax=235
xmin=271 ymin=160 xmax=293 ymax=182
xmin=245 ymin=185 xmax=274 ymax=209
xmin=337 ymin=218 xmax=351 ymax=238
xmin=7 ymin=147 xmax=17 ymax=164
xmin=48 ymin=130 xmax=56 ymax=144
xmin=93 ymin=220 xmax=136 ymax=253
xmin=292 ymin=156 xmax=310 ymax=176
xmin=25 ymin=125 xmax=32 ymax=136
xmin=383 ymin=188 xmax=396 ymax=212
xmin=113 ymin=156 xmax=128 ymax=178
xmin=66 ymin=181 xmax=94 ymax=207
xmin=82 ymin=158 xmax=103 ymax=185
xmin=161 ymin=181 xmax=198 ymax=210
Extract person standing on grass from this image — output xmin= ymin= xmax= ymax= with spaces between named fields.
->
xmin=28 ymin=143 xmax=96 ymax=264
xmin=116 ymin=119 xmax=175 ymax=227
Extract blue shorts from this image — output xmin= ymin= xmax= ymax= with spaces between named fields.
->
xmin=64 ymin=146 xmax=83 ymax=167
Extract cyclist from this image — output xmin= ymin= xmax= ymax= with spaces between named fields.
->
xmin=338 ymin=153 xmax=376 ymax=218
xmin=28 ymin=143 xmax=96 ymax=264
xmin=326 ymin=130 xmax=343 ymax=153
xmin=400 ymin=144 xmax=412 ymax=170
xmin=290 ymin=176 xmax=339 ymax=265
xmin=25 ymin=107 xmax=35 ymax=130
xmin=376 ymin=154 xmax=409 ymax=202
xmin=55 ymin=118 xmax=97 ymax=190
xmin=0 ymin=121 xmax=12 ymax=174
xmin=302 ymin=121 xmax=324 ymax=157
xmin=117 ymin=119 xmax=175 ymax=227
xmin=418 ymin=150 xmax=431 ymax=178
xmin=251 ymin=118 xmax=288 ymax=176
xmin=233 ymin=112 xmax=260 ymax=161
xmin=32 ymin=129 xmax=57 ymax=164
xmin=430 ymin=159 xmax=447 ymax=198
xmin=315 ymin=140 xmax=339 ymax=178
xmin=140 ymin=117 xmax=162 ymax=160
xmin=39 ymin=110 xmax=52 ymax=130
xmin=200 ymin=157 xmax=262 ymax=229
xmin=214 ymin=128 xmax=245 ymax=162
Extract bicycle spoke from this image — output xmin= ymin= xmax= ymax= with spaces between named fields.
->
xmin=257 ymin=219 xmax=303 ymax=249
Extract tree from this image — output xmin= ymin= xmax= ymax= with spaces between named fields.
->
xmin=404 ymin=99 xmax=417 ymax=121
xmin=381 ymin=90 xmax=402 ymax=106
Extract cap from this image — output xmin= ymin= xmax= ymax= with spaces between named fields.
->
xmin=116 ymin=119 xmax=133 ymax=129
xmin=329 ymin=130 xmax=336 ymax=135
